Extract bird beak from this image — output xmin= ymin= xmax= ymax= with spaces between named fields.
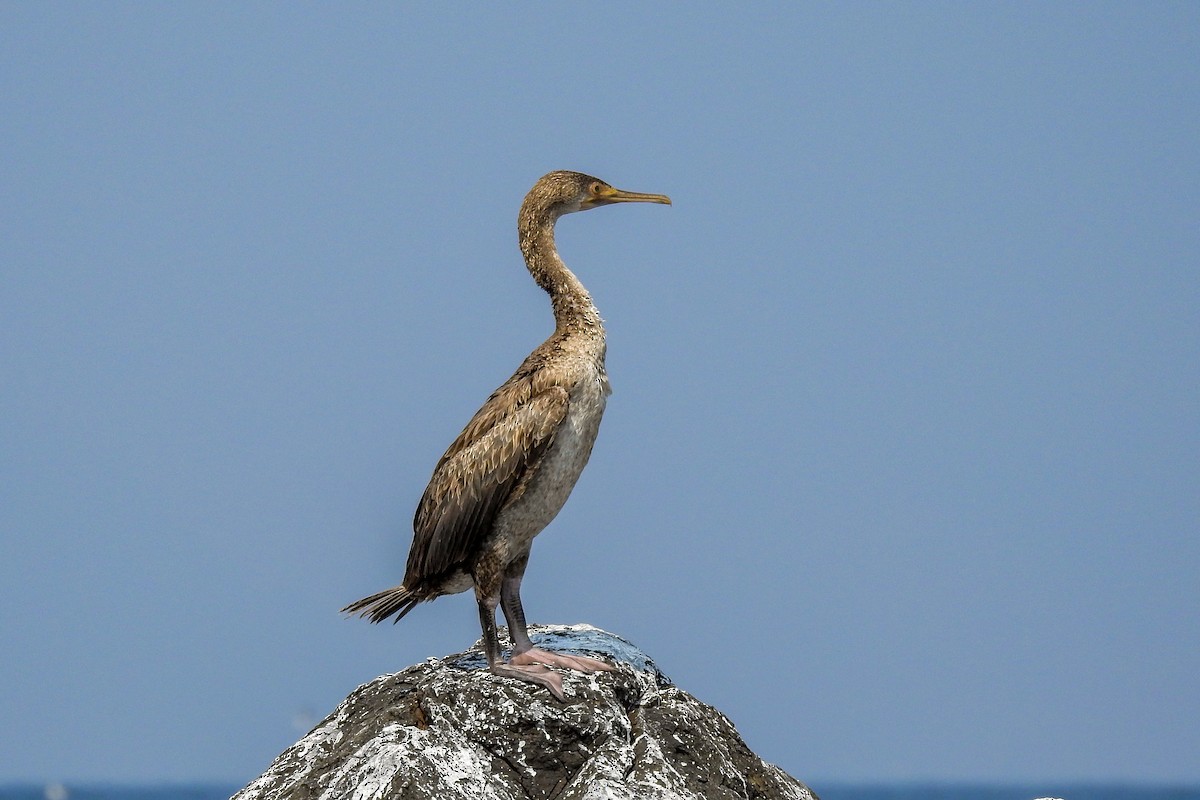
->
xmin=584 ymin=187 xmax=672 ymax=209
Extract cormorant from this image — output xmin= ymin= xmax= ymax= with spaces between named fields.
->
xmin=343 ymin=170 xmax=671 ymax=700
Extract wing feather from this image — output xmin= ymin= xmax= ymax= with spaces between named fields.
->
xmin=404 ymin=381 xmax=569 ymax=587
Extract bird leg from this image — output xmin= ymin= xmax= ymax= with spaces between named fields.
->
xmin=477 ymin=592 xmax=567 ymax=701
xmin=500 ymin=569 xmax=614 ymax=675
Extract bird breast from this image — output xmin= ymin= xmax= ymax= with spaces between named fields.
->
xmin=493 ymin=362 xmax=610 ymax=551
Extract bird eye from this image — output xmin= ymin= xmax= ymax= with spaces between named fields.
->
xmin=589 ymin=182 xmax=604 ymax=195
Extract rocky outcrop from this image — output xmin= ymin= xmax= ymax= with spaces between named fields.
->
xmin=234 ymin=625 xmax=818 ymax=800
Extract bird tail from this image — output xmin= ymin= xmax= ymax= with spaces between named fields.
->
xmin=341 ymin=585 xmax=422 ymax=624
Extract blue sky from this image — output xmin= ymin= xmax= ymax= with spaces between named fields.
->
xmin=1 ymin=2 xmax=1197 ymax=787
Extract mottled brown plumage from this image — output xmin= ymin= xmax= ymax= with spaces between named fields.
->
xmin=343 ymin=171 xmax=670 ymax=700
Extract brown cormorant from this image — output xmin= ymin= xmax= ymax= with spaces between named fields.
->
xmin=343 ymin=170 xmax=671 ymax=700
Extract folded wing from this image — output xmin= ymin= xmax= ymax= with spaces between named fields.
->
xmin=405 ymin=381 xmax=570 ymax=587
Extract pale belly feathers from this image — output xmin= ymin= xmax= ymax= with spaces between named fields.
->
xmin=493 ymin=367 xmax=610 ymax=551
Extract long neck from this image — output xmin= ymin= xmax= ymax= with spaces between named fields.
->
xmin=518 ymin=211 xmax=603 ymax=336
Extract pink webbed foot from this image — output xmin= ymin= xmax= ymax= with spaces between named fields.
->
xmin=489 ymin=648 xmax=614 ymax=701
xmin=510 ymin=646 xmax=615 ymax=674
xmin=490 ymin=662 xmax=567 ymax=702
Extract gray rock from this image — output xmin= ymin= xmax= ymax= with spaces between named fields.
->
xmin=234 ymin=624 xmax=818 ymax=800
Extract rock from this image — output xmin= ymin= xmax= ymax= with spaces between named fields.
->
xmin=234 ymin=624 xmax=819 ymax=800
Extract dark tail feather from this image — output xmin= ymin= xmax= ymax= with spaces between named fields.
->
xmin=341 ymin=585 xmax=422 ymax=624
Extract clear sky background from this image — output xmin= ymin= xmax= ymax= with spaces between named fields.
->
xmin=2 ymin=2 xmax=1197 ymax=788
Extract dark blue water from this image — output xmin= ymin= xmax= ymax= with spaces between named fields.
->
xmin=0 ymin=789 xmax=238 ymax=800
xmin=814 ymin=786 xmax=1200 ymax=800
xmin=2 ymin=784 xmax=1198 ymax=800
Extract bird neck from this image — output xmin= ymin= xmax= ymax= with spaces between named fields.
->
xmin=519 ymin=216 xmax=604 ymax=336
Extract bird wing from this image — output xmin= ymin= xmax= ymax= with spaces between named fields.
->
xmin=404 ymin=380 xmax=569 ymax=586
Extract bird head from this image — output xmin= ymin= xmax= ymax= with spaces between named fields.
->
xmin=524 ymin=171 xmax=671 ymax=219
